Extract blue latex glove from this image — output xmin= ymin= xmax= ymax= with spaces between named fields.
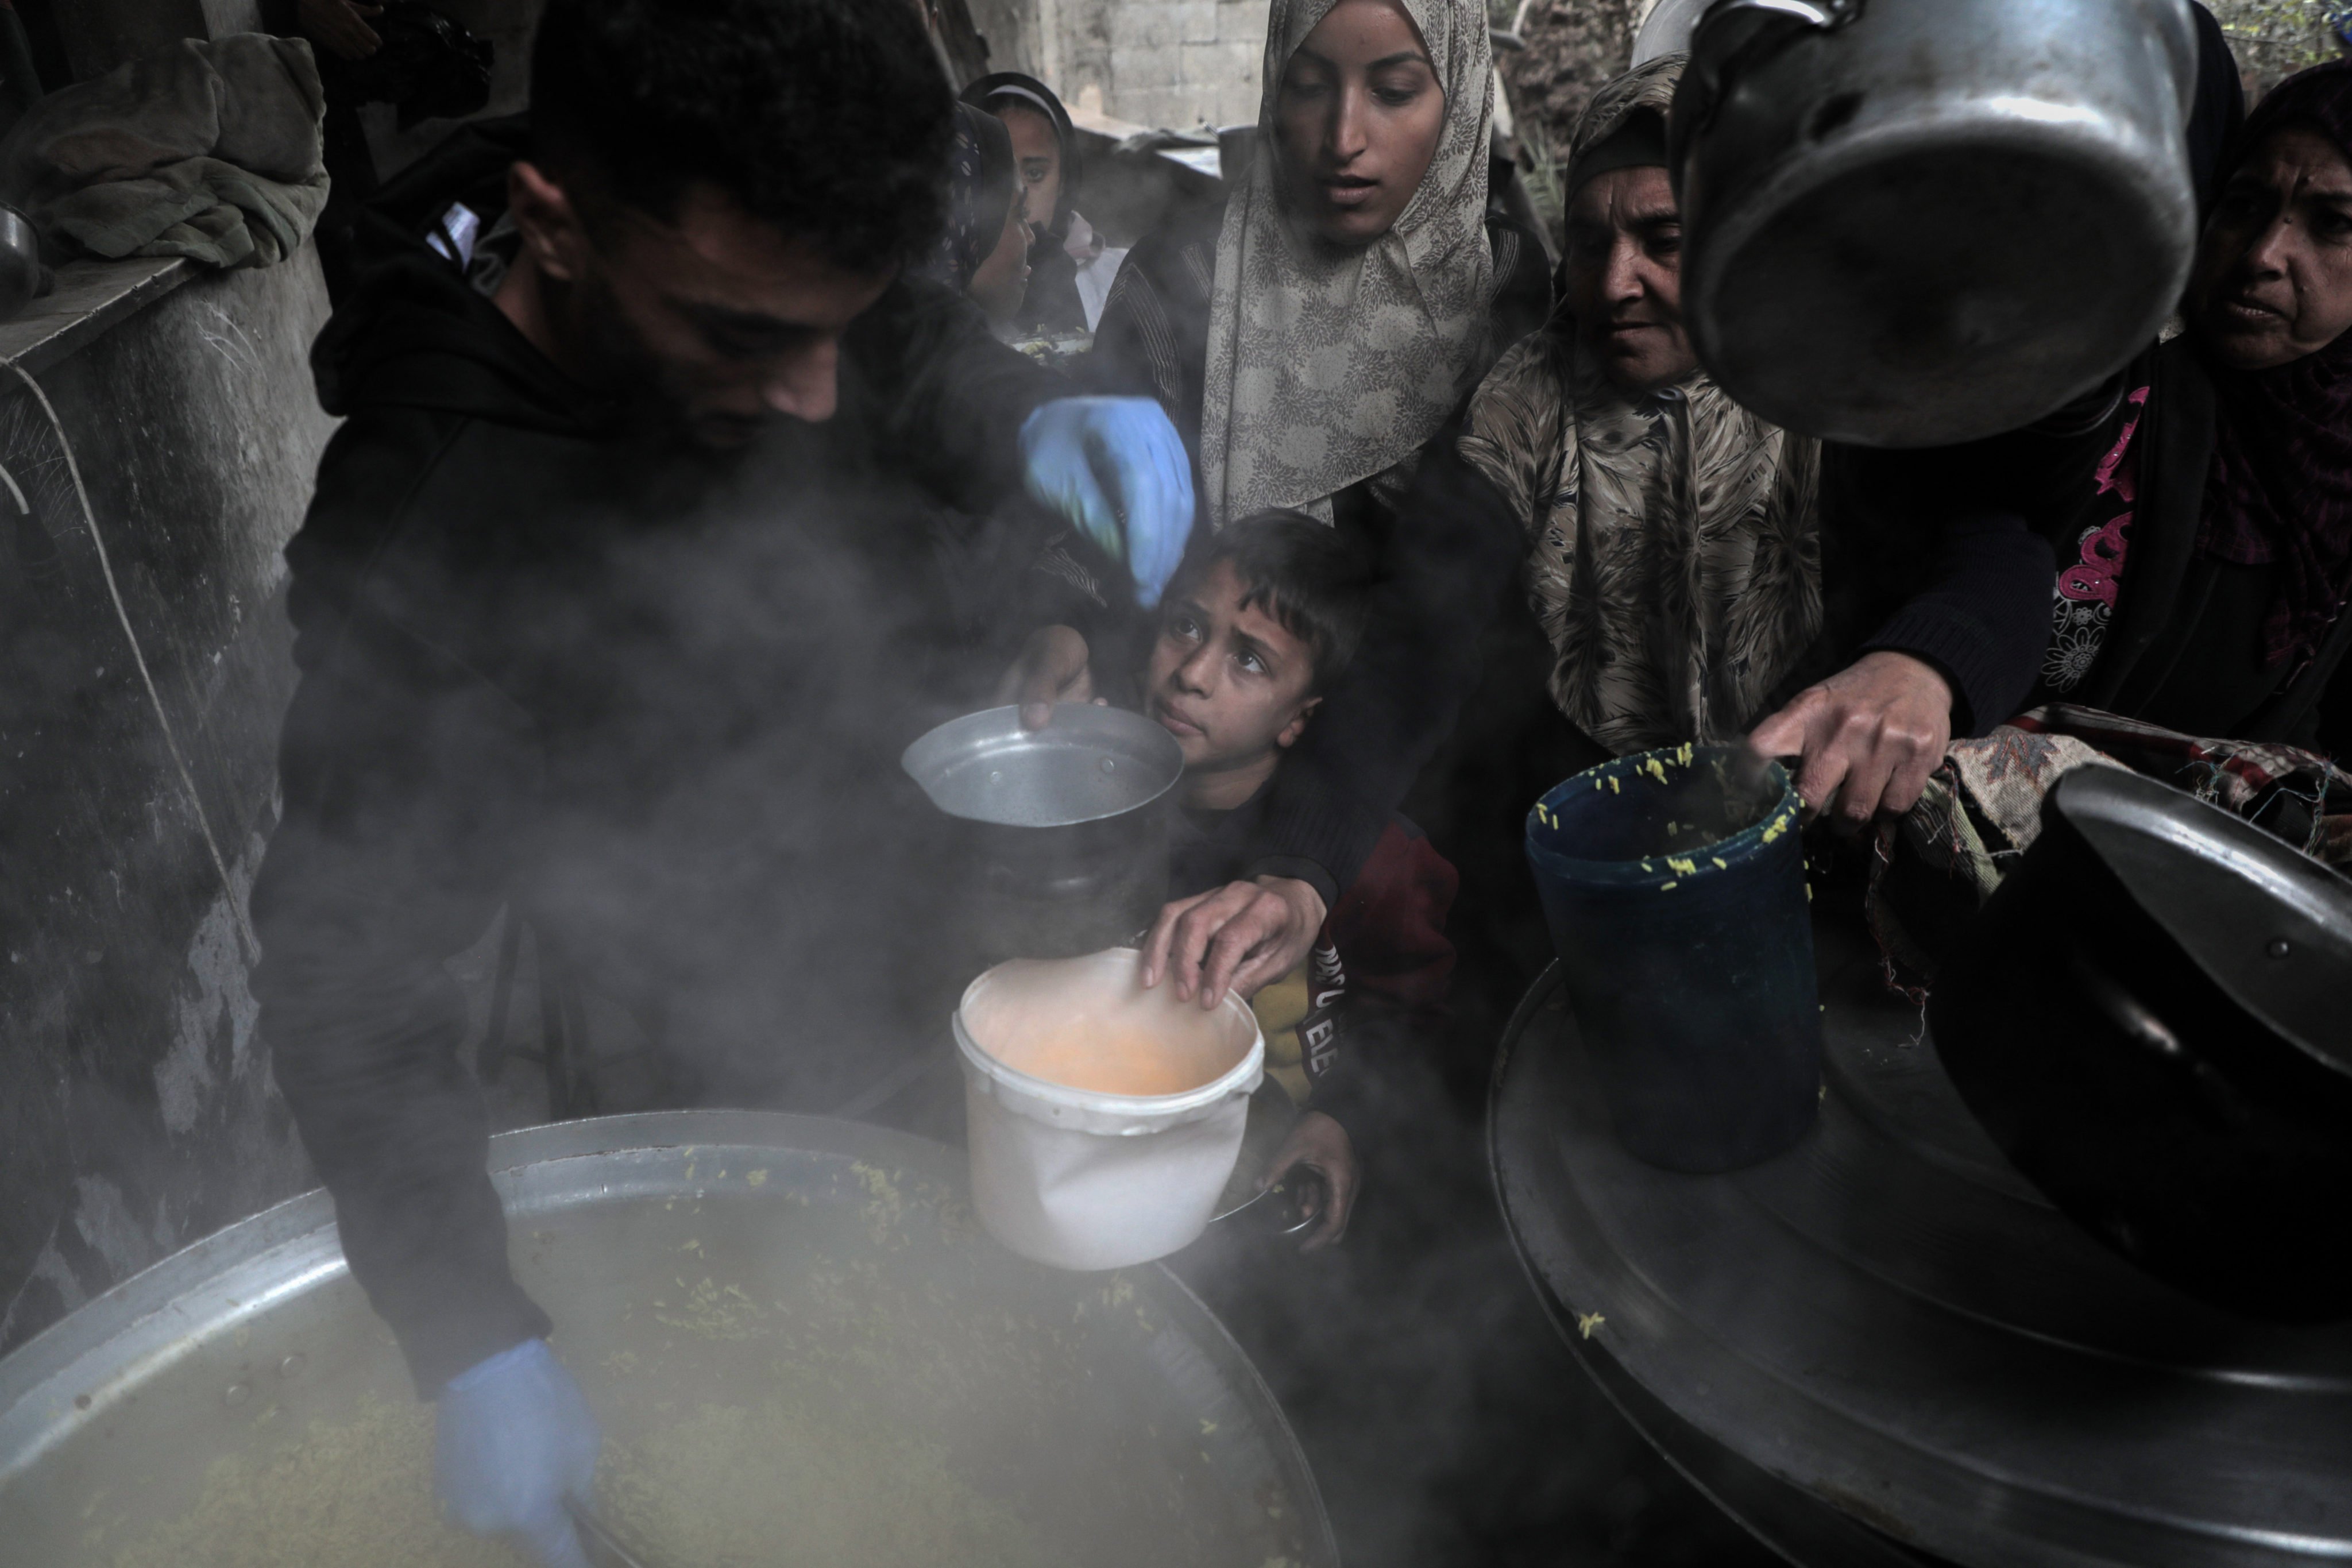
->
xmin=1020 ymin=396 xmax=1196 ymax=608
xmin=435 ymin=1339 xmax=600 ymax=1568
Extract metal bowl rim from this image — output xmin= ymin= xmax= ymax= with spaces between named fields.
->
xmin=901 ymin=703 xmax=1185 ymax=827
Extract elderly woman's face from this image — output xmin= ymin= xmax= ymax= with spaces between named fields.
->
xmin=1565 ymin=165 xmax=1696 ymax=392
xmin=1273 ymin=0 xmax=1447 ymax=246
xmin=2191 ymin=125 xmax=2352 ymax=371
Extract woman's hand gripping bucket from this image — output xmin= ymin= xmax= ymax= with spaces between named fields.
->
xmin=1525 ymin=743 xmax=1822 ymax=1172
xmin=955 ymin=948 xmax=1265 ymax=1269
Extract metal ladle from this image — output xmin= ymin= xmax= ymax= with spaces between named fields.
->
xmin=568 ymin=1499 xmax=656 ymax=1568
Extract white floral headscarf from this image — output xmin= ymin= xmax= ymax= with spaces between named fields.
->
xmin=1198 ymin=0 xmax=1496 ymax=527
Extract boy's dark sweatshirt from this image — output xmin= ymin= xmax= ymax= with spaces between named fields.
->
xmin=1168 ymin=779 xmax=1458 ymax=1131
xmin=250 ymin=120 xmax=1108 ymax=1396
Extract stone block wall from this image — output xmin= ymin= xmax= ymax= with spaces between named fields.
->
xmin=0 ymin=254 xmax=337 ymax=1355
xmin=1043 ymin=0 xmax=1272 ymax=132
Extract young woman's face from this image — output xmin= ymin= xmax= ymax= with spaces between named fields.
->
xmin=997 ymin=103 xmax=1063 ymax=233
xmin=1272 ymin=0 xmax=1447 ymax=247
xmin=967 ymin=194 xmax=1032 ymax=329
xmin=2191 ymin=125 xmax=2352 ymax=371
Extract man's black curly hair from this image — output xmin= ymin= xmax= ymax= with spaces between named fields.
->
xmin=530 ymin=0 xmax=951 ymax=270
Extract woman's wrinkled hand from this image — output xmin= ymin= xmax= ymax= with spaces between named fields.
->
xmin=1264 ymin=1111 xmax=1358 ymax=1252
xmin=1746 ymin=650 xmax=1955 ymax=832
xmin=992 ymin=624 xmax=1096 ymax=730
xmin=1141 ymin=875 xmax=1327 ymax=1007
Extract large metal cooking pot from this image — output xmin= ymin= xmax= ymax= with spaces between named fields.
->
xmin=1929 ymin=767 xmax=2352 ymax=1324
xmin=905 ymin=703 xmax=1184 ymax=961
xmin=0 ymin=1112 xmax=1336 ymax=1567
xmin=1670 ymin=0 xmax=2200 ymax=447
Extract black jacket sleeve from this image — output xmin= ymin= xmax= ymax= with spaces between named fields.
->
xmin=1809 ymin=445 xmax=2058 ymax=736
xmin=252 ymin=412 xmax=554 ymax=1395
xmin=841 ymin=275 xmax=1066 ymax=517
xmin=1853 ymin=515 xmax=2057 ymax=735
xmin=1245 ymin=423 xmax=1531 ymax=901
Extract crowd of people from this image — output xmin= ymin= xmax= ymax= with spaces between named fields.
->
xmin=245 ymin=0 xmax=2352 ymax=1561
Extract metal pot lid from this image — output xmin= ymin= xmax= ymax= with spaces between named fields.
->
xmin=2052 ymin=766 xmax=2352 ymax=1074
xmin=902 ymin=702 xmax=1184 ymax=828
xmin=1490 ymin=921 xmax=2352 ymax=1567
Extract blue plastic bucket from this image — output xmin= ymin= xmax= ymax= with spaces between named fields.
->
xmin=1524 ymin=743 xmax=1821 ymax=1172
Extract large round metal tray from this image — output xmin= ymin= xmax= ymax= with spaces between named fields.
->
xmin=1490 ymin=920 xmax=2352 ymax=1567
xmin=0 ymin=1111 xmax=1336 ymax=1566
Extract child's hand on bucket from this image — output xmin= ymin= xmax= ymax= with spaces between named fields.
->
xmin=1142 ymin=876 xmax=1328 ymax=1007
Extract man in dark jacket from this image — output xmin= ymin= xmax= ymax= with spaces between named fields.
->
xmin=249 ymin=2 xmax=1192 ymax=1562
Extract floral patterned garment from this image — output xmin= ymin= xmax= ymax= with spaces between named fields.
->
xmin=1868 ymin=702 xmax=2352 ymax=995
xmin=1457 ymin=323 xmax=1823 ymax=756
xmin=2042 ymin=385 xmax=2151 ymax=694
xmin=1452 ymin=54 xmax=1822 ymax=756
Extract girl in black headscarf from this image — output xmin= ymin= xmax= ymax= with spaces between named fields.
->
xmin=960 ymin=72 xmax=1095 ymax=336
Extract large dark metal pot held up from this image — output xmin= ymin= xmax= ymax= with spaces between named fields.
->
xmin=1930 ymin=766 xmax=2352 ymax=1323
xmin=1670 ymin=0 xmax=2200 ymax=448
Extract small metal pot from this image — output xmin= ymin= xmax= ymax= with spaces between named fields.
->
xmin=1670 ymin=0 xmax=2200 ymax=447
xmin=903 ymin=703 xmax=1183 ymax=963
xmin=1930 ymin=767 xmax=2352 ymax=1323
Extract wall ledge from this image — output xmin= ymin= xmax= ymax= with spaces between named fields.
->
xmin=0 ymin=257 xmax=195 ymax=378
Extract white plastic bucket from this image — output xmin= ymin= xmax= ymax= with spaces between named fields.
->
xmin=954 ymin=948 xmax=1265 ymax=1271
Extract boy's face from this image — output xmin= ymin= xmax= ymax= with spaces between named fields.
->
xmin=1146 ymin=559 xmax=1321 ymax=776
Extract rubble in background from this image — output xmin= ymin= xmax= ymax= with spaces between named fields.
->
xmin=2206 ymin=0 xmax=2347 ymax=96
xmin=1494 ymin=0 xmax=1643 ymax=171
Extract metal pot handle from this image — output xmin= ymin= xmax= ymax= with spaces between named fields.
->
xmin=1705 ymin=0 xmax=1856 ymax=26
xmin=1674 ymin=0 xmax=1865 ymax=169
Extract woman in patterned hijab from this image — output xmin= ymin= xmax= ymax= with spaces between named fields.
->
xmin=1459 ymin=56 xmax=1825 ymax=759
xmin=1459 ymin=55 xmax=2046 ymax=828
xmin=1198 ymin=0 xmax=1496 ymax=526
xmin=1093 ymin=0 xmax=1552 ymax=532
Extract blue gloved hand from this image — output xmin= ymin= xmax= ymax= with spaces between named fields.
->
xmin=1019 ymin=396 xmax=1196 ymax=608
xmin=435 ymin=1338 xmax=600 ymax=1568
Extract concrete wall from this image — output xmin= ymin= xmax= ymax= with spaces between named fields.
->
xmin=0 ymin=254 xmax=337 ymax=1355
xmin=967 ymin=0 xmax=1040 ymax=86
xmin=47 ymin=0 xmax=262 ymax=82
xmin=1036 ymin=0 xmax=1272 ymax=132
